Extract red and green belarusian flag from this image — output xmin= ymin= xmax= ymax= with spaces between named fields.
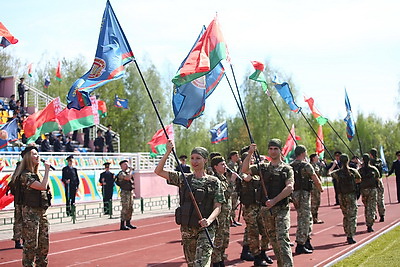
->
xmin=316 ymin=125 xmax=324 ymax=159
xmin=304 ymin=96 xmax=328 ymax=125
xmin=97 ymin=100 xmax=107 ymax=118
xmin=147 ymin=124 xmax=174 ymax=158
xmin=172 ymin=16 xmax=228 ymax=87
xmin=27 ymin=63 xmax=33 ymax=77
xmin=249 ymin=61 xmax=268 ymax=92
xmin=57 ymin=97 xmax=99 ymax=133
xmin=23 ymin=98 xmax=62 ymax=144
xmin=281 ymin=124 xmax=301 ymax=163
xmin=55 ymin=61 xmax=62 ymax=81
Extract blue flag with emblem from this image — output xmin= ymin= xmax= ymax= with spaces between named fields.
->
xmin=344 ymin=89 xmax=355 ymax=141
xmin=172 ymin=27 xmax=225 ymax=128
xmin=272 ymin=78 xmax=301 ymax=113
xmin=210 ymin=121 xmax=228 ymax=144
xmin=114 ymin=95 xmax=129 ymax=109
xmin=380 ymin=145 xmax=388 ymax=172
xmin=0 ymin=118 xmax=19 ymax=149
xmin=67 ymin=0 xmax=134 ymax=110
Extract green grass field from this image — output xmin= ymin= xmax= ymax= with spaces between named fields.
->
xmin=333 ymin=225 xmax=400 ymax=266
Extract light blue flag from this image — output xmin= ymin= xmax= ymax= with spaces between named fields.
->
xmin=210 ymin=121 xmax=228 ymax=144
xmin=380 ymin=145 xmax=388 ymax=172
xmin=272 ymin=78 xmax=301 ymax=113
xmin=344 ymin=89 xmax=355 ymax=141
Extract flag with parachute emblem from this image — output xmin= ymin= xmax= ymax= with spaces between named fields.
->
xmin=210 ymin=121 xmax=228 ymax=144
xmin=344 ymin=89 xmax=355 ymax=141
xmin=0 ymin=119 xmax=19 ymax=149
xmin=66 ymin=0 xmax=134 ymax=110
xmin=114 ymin=95 xmax=129 ymax=109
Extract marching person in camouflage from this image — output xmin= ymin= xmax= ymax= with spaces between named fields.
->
xmin=8 ymin=161 xmax=23 ymax=249
xmin=359 ymin=153 xmax=380 ymax=232
xmin=242 ymin=139 xmax=294 ymax=267
xmin=210 ymin=156 xmax=235 ymax=267
xmin=329 ymin=154 xmax=361 ymax=244
xmin=155 ymin=140 xmax=224 ymax=267
xmin=291 ymin=146 xmax=323 ymax=254
xmin=117 ymin=160 xmax=137 ymax=230
xmin=369 ymin=148 xmax=385 ymax=222
xmin=239 ymin=152 xmax=273 ymax=266
xmin=227 ymin=150 xmax=242 ymax=227
xmin=14 ymin=146 xmax=52 ymax=266
xmin=310 ymin=154 xmax=324 ymax=224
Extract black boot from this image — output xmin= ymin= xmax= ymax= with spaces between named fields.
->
xmin=347 ymin=237 xmax=356 ymax=244
xmin=253 ymin=254 xmax=268 ymax=266
xmin=126 ymin=220 xmax=137 ymax=229
xmin=379 ymin=216 xmax=385 ymax=222
xmin=219 ymin=261 xmax=225 ymax=267
xmin=212 ymin=263 xmax=220 ymax=267
xmin=260 ymin=250 xmax=273 ymax=264
xmin=120 ymin=221 xmax=129 ymax=230
xmin=240 ymin=245 xmax=254 ymax=261
xmin=14 ymin=240 xmax=23 ymax=249
xmin=305 ymin=238 xmax=314 ymax=250
xmin=295 ymin=244 xmax=313 ymax=254
xmin=367 ymin=226 xmax=374 ymax=232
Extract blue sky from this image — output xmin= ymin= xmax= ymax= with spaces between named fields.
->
xmin=2 ymin=0 xmax=400 ymax=122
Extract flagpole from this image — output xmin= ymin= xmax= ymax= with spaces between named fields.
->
xmin=133 ymin=60 xmax=214 ymax=247
xmin=326 ymin=121 xmax=356 ymax=157
xmin=353 ymin=121 xmax=363 ymax=155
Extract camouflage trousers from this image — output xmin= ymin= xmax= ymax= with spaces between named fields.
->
xmin=12 ymin=204 xmax=23 ymax=241
xmin=292 ymin=190 xmax=313 ymax=245
xmin=181 ymin=224 xmax=216 ymax=267
xmin=230 ymin=192 xmax=239 ymax=221
xmin=242 ymin=225 xmax=249 ymax=246
xmin=120 ymin=190 xmax=133 ymax=221
xmin=310 ymin=186 xmax=321 ymax=222
xmin=22 ymin=206 xmax=49 ymax=267
xmin=361 ymin=188 xmax=377 ymax=227
xmin=212 ymin=201 xmax=231 ymax=263
xmin=376 ymin=181 xmax=385 ymax=216
xmin=243 ymin=203 xmax=269 ymax=255
xmin=338 ymin=193 xmax=358 ymax=238
xmin=261 ymin=205 xmax=293 ymax=267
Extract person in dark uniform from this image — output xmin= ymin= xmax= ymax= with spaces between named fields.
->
xmin=94 ymin=129 xmax=105 ymax=153
xmin=53 ymin=134 xmax=63 ymax=152
xmin=99 ymin=162 xmax=115 ymax=215
xmin=61 ymin=155 xmax=80 ymax=216
xmin=387 ymin=151 xmax=400 ymax=203
xmin=105 ymin=125 xmax=115 ymax=153
xmin=17 ymin=77 xmax=28 ymax=107
xmin=64 ymin=136 xmax=75 ymax=152
xmin=40 ymin=133 xmax=51 ymax=152
xmin=175 ymin=155 xmax=191 ymax=173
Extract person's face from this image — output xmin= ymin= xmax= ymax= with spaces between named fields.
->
xmin=311 ymin=157 xmax=318 ymax=163
xmin=31 ymin=150 xmax=39 ymax=165
xmin=190 ymin=153 xmax=207 ymax=171
xmin=397 ymin=154 xmax=400 ymax=160
xmin=214 ymin=161 xmax=227 ymax=175
xmin=335 ymin=154 xmax=341 ymax=161
xmin=67 ymin=159 xmax=73 ymax=165
xmin=231 ymin=154 xmax=239 ymax=162
xmin=180 ymin=158 xmax=186 ymax=164
xmin=121 ymin=162 xmax=128 ymax=170
xmin=268 ymin=146 xmax=281 ymax=160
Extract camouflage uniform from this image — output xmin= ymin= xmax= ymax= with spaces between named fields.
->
xmin=310 ymin=161 xmax=322 ymax=223
xmin=331 ymin=168 xmax=361 ymax=239
xmin=12 ymin=204 xmax=23 ymax=242
xmin=359 ymin=165 xmax=380 ymax=228
xmin=168 ymin=172 xmax=225 ymax=267
xmin=291 ymin=160 xmax=316 ymax=246
xmin=250 ymin=162 xmax=294 ymax=267
xmin=212 ymin=173 xmax=232 ymax=263
xmin=370 ymin=158 xmax=385 ymax=218
xmin=227 ymin=160 xmax=239 ymax=223
xmin=20 ymin=170 xmax=50 ymax=267
xmin=117 ymin=171 xmax=134 ymax=221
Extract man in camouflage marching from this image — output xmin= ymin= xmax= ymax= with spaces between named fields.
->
xmin=227 ymin=151 xmax=242 ymax=227
xmin=310 ymin=154 xmax=325 ymax=224
xmin=359 ymin=153 xmax=380 ymax=232
xmin=117 ymin=160 xmax=137 ymax=230
xmin=291 ymin=146 xmax=323 ymax=254
xmin=369 ymin=148 xmax=385 ymax=222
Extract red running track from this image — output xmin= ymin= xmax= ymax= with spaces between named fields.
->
xmin=0 ymin=176 xmax=399 ymax=266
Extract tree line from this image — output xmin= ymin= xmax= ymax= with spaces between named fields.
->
xmin=1 ymin=50 xmax=399 ymax=165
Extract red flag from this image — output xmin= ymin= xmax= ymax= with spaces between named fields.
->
xmin=147 ymin=124 xmax=174 ymax=154
xmin=27 ymin=63 xmax=33 ymax=77
xmin=0 ymin=22 xmax=18 ymax=48
xmin=316 ymin=125 xmax=324 ymax=158
xmin=55 ymin=61 xmax=62 ymax=81
xmin=97 ymin=100 xmax=107 ymax=118
xmin=282 ymin=124 xmax=301 ymax=161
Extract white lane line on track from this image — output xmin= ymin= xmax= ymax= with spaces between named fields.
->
xmin=0 ymin=228 xmax=179 ymax=265
xmin=50 ymin=219 xmax=175 ymax=244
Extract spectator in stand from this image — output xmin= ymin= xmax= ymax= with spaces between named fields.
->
xmin=94 ymin=129 xmax=105 ymax=153
xmin=48 ymin=132 xmax=56 ymax=146
xmin=40 ymin=133 xmax=51 ymax=152
xmin=83 ymin=127 xmax=91 ymax=148
xmin=8 ymin=94 xmax=17 ymax=111
xmin=105 ymin=125 xmax=115 ymax=153
xmin=17 ymin=77 xmax=28 ymax=107
xmin=14 ymin=100 xmax=26 ymax=116
xmin=53 ymin=134 xmax=63 ymax=152
xmin=64 ymin=136 xmax=75 ymax=152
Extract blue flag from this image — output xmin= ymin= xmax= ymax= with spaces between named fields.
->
xmin=210 ymin=121 xmax=228 ymax=144
xmin=172 ymin=27 xmax=225 ymax=128
xmin=273 ymin=80 xmax=301 ymax=113
xmin=344 ymin=89 xmax=355 ymax=141
xmin=114 ymin=95 xmax=128 ymax=109
xmin=43 ymin=75 xmax=50 ymax=89
xmin=67 ymin=0 xmax=134 ymax=110
xmin=380 ymin=145 xmax=388 ymax=172
xmin=0 ymin=118 xmax=19 ymax=148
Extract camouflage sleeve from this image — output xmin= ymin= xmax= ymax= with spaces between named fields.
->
xmin=249 ymin=163 xmax=262 ymax=176
xmin=330 ymin=170 xmax=339 ymax=181
xmin=285 ymin=164 xmax=294 ymax=185
xmin=213 ymin=178 xmax=226 ymax=204
xmin=167 ymin=171 xmax=183 ymax=187
xmin=353 ymin=169 xmax=362 ymax=183
xmin=23 ymin=172 xmax=37 ymax=188
xmin=304 ymin=162 xmax=316 ymax=176
xmin=371 ymin=166 xmax=381 ymax=180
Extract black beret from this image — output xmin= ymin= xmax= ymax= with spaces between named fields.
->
xmin=179 ymin=155 xmax=187 ymax=160
xmin=119 ymin=160 xmax=128 ymax=165
xmin=103 ymin=162 xmax=111 ymax=166
xmin=66 ymin=155 xmax=74 ymax=161
xmin=21 ymin=146 xmax=38 ymax=158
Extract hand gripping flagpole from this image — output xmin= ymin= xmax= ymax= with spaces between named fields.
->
xmin=133 ymin=60 xmax=214 ymax=247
